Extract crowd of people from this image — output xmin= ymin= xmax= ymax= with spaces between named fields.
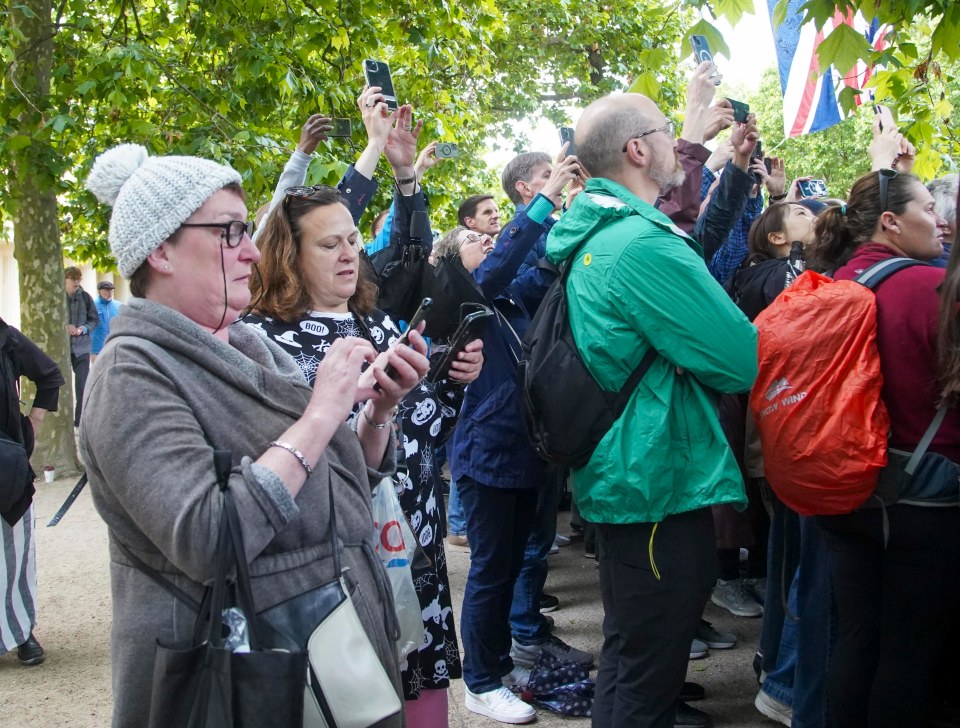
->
xmin=1 ymin=48 xmax=958 ymax=728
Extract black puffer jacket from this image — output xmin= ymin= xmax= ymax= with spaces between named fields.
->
xmin=724 ymin=243 xmax=806 ymax=321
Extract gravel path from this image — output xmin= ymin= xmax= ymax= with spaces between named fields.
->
xmin=0 ymin=478 xmax=774 ymax=727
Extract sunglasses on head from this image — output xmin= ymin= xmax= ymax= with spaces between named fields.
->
xmin=284 ymin=184 xmax=341 ymax=205
xmin=877 ymin=168 xmax=899 ymax=214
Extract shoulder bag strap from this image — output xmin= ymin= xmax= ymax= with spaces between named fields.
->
xmin=904 ymin=404 xmax=950 ymax=476
xmin=854 ymin=257 xmax=927 ymax=290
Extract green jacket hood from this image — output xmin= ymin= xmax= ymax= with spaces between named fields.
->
xmin=546 ymin=178 xmax=701 ymax=264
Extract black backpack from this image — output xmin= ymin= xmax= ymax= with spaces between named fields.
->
xmin=518 ymin=244 xmax=657 ymax=469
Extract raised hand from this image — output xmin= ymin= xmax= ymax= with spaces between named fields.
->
xmin=297 ymin=114 xmax=333 ymax=155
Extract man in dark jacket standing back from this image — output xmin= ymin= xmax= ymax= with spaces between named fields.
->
xmin=64 ymin=266 xmax=98 ymax=427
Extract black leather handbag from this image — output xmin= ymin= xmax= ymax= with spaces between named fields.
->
xmin=126 ymin=451 xmax=307 ymax=728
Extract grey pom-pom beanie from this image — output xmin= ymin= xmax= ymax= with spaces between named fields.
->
xmin=86 ymin=144 xmax=242 ymax=278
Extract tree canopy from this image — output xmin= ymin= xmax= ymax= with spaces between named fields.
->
xmin=698 ymin=0 xmax=960 ymax=181
xmin=1 ymin=0 xmax=694 ymax=266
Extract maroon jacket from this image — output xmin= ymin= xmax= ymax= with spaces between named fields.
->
xmin=835 ymin=243 xmax=960 ymax=462
xmin=657 ymin=138 xmax=711 ymax=235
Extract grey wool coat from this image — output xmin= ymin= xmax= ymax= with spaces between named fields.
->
xmin=79 ymin=299 xmax=404 ymax=728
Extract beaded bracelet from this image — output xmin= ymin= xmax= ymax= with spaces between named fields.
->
xmin=268 ymin=440 xmax=313 ymax=476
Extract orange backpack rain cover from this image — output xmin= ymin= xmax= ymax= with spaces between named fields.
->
xmin=749 ymin=270 xmax=890 ymax=515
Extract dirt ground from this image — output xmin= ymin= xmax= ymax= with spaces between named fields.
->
xmin=0 ymin=477 xmax=774 ymax=727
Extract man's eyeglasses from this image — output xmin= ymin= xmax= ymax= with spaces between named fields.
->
xmin=878 ymin=168 xmax=899 ymax=214
xmin=179 ymin=220 xmax=255 ymax=247
xmin=622 ymin=121 xmax=676 ymax=152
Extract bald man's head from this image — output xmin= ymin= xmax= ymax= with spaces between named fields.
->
xmin=576 ymin=94 xmax=660 ymax=179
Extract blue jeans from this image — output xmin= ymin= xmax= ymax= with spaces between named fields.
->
xmin=447 ymin=480 xmax=467 ymax=536
xmin=761 ymin=514 xmax=834 ymax=728
xmin=760 ymin=492 xmax=801 ymax=677
xmin=458 ymin=477 xmax=538 ymax=692
xmin=509 ymin=464 xmax=564 ymax=643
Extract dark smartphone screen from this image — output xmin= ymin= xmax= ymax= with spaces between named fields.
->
xmin=752 ymin=140 xmax=764 ymax=183
xmin=373 ymin=298 xmax=433 ymax=391
xmin=560 ymin=127 xmax=576 ymax=157
xmin=427 ymin=305 xmax=494 ymax=383
xmin=726 ymin=97 xmax=750 ymax=124
xmin=363 ymin=59 xmax=398 ymax=110
xmin=328 ymin=118 xmax=351 ymax=137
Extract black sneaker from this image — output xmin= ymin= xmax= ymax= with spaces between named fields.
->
xmin=539 ymin=593 xmax=560 ymax=613
xmin=679 ymin=682 xmax=706 ymax=702
xmin=17 ymin=633 xmax=45 ymax=666
xmin=675 ymin=700 xmax=713 ymax=727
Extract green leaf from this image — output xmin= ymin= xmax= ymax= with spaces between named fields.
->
xmin=712 ymin=0 xmax=755 ymax=26
xmin=6 ymin=135 xmax=33 ymax=152
xmin=912 ymin=146 xmax=943 ymax=182
xmin=771 ymin=0 xmax=789 ymax=28
xmin=686 ymin=19 xmax=731 ymax=60
xmin=931 ymin=4 xmax=960 ymax=62
xmin=12 ymin=4 xmax=38 ymax=19
xmin=49 ymin=115 xmax=71 ymax=133
xmin=627 ymin=72 xmax=661 ymax=99
xmin=837 ymin=86 xmax=861 ymax=117
xmin=817 ymin=23 xmax=872 ymax=75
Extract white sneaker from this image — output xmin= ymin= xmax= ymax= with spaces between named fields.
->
xmin=754 ymin=689 xmax=792 ymax=726
xmin=465 ymin=686 xmax=536 ymax=724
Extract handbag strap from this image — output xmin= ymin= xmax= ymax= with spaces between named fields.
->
xmin=904 ymin=403 xmax=949 ymax=475
xmin=222 ymin=483 xmax=264 ymax=651
xmin=114 ymin=541 xmax=202 ymax=612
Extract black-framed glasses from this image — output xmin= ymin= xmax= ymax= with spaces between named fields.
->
xmin=179 ymin=220 xmax=254 ymax=247
xmin=622 ymin=121 xmax=676 ymax=152
xmin=878 ymin=168 xmax=899 ymax=214
xmin=285 ymin=184 xmax=341 ymax=204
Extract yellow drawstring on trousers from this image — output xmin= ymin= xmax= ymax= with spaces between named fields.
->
xmin=648 ymin=522 xmax=661 ymax=580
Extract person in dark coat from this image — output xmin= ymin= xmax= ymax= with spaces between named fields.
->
xmin=0 ymin=316 xmax=64 ymax=665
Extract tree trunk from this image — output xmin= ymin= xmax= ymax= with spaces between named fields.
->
xmin=9 ymin=0 xmax=80 ymax=475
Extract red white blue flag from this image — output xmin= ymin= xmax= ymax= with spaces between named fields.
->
xmin=768 ymin=0 xmax=887 ymax=137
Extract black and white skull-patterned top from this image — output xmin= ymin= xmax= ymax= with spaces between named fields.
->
xmin=243 ymin=307 xmax=465 ymax=697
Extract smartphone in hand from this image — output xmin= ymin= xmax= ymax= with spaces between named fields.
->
xmin=328 ymin=118 xmax=352 ymax=137
xmin=363 ymin=59 xmax=398 ymax=110
xmin=373 ymin=297 xmax=433 ymax=392
xmin=435 ymin=142 xmax=459 ymax=159
xmin=427 ymin=304 xmax=494 ymax=383
xmin=751 ymin=140 xmax=764 ymax=184
xmin=726 ymin=98 xmax=750 ymax=124
xmin=797 ymin=179 xmax=828 ymax=198
xmin=690 ymin=35 xmax=721 ymax=86
xmin=559 ymin=127 xmax=576 ymax=158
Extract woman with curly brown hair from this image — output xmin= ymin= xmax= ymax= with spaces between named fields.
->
xmin=245 ymin=179 xmax=483 ymax=728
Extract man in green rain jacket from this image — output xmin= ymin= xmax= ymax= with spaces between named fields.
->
xmin=545 ymin=92 xmax=758 ymax=728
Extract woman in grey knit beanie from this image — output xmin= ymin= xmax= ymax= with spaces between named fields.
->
xmin=81 ymin=143 xmax=429 ymax=727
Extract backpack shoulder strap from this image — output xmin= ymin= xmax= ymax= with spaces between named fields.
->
xmin=854 ymin=257 xmax=928 ymax=290
xmin=559 ymin=240 xmax=658 ymax=397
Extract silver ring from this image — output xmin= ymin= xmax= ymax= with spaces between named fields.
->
xmin=404 ymin=125 xmax=412 ymax=131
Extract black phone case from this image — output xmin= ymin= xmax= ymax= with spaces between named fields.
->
xmin=427 ymin=306 xmax=493 ymax=383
